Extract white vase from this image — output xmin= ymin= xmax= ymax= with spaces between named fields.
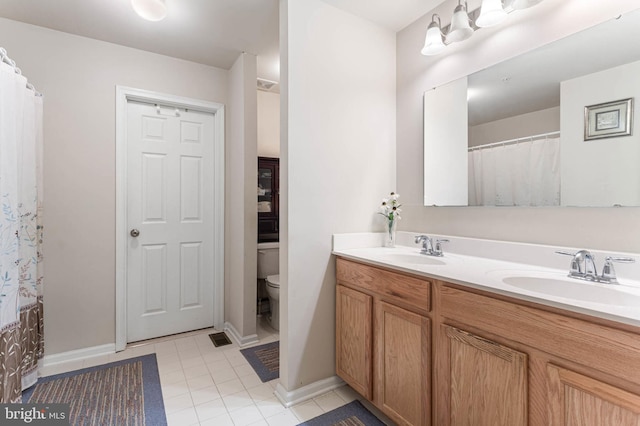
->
xmin=385 ymin=219 xmax=397 ymax=248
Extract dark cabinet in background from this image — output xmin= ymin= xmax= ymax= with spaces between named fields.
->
xmin=258 ymin=157 xmax=279 ymax=242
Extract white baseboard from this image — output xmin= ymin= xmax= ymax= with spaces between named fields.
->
xmin=42 ymin=343 xmax=116 ymax=367
xmin=275 ymin=376 xmax=345 ymax=407
xmin=224 ymin=322 xmax=259 ymax=347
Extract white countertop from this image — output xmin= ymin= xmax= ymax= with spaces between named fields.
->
xmin=332 ymin=232 xmax=640 ymax=328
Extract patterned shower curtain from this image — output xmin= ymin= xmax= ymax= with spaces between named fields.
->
xmin=0 ymin=51 xmax=44 ymax=403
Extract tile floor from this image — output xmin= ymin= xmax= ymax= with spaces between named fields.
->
xmin=40 ymin=317 xmax=384 ymax=426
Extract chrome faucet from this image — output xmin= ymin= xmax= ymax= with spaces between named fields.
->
xmin=556 ymin=250 xmax=635 ymax=284
xmin=415 ymin=235 xmax=433 ymax=254
xmin=415 ymin=235 xmax=449 ymax=257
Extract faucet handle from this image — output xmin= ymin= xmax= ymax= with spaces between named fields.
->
xmin=434 ymin=239 xmax=449 ymax=256
xmin=601 ymin=256 xmax=635 ymax=284
xmin=555 ymin=250 xmax=576 ymax=257
xmin=555 ymin=251 xmax=579 ymax=275
xmin=606 ymin=256 xmax=635 ymax=263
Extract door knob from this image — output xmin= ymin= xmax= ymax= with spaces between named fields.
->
xmin=130 ymin=229 xmax=140 ymax=237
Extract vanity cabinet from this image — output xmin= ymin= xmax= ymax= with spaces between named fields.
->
xmin=335 ymin=255 xmax=640 ymax=426
xmin=336 ymin=258 xmax=431 ymax=426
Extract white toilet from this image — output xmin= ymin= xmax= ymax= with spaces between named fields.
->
xmin=265 ymin=274 xmax=280 ymax=331
xmin=257 ymin=242 xmax=280 ymax=330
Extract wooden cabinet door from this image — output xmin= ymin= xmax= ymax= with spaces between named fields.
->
xmin=336 ymin=285 xmax=373 ymax=399
xmin=444 ymin=325 xmax=527 ymax=426
xmin=375 ymin=301 xmax=430 ymax=426
xmin=547 ymin=364 xmax=640 ymax=425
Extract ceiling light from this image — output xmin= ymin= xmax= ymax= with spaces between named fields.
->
xmin=421 ymin=14 xmax=446 ymax=56
xmin=510 ymin=0 xmax=544 ymax=10
xmin=476 ymin=0 xmax=508 ymax=28
xmin=131 ymin=0 xmax=167 ymax=22
xmin=446 ymin=1 xmax=474 ymax=43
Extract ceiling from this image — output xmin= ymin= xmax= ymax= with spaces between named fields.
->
xmin=468 ymin=10 xmax=640 ymax=126
xmin=321 ymin=0 xmax=443 ymax=32
xmin=0 ymin=0 xmax=442 ymax=84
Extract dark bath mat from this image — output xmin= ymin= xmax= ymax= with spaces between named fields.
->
xmin=240 ymin=341 xmax=279 ymax=382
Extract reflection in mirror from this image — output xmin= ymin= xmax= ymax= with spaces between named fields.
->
xmin=423 ymin=8 xmax=640 ymax=207
xmin=424 ymin=78 xmax=468 ymax=206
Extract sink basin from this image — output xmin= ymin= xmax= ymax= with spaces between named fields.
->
xmin=500 ymin=274 xmax=640 ymax=307
xmin=378 ymin=253 xmax=445 ymax=266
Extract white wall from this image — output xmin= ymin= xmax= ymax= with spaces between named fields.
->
xmin=397 ymin=1 xmax=640 ymax=253
xmin=469 ymin=106 xmax=560 ymax=147
xmin=280 ymin=0 xmax=396 ymax=394
xmin=225 ymin=53 xmax=258 ymax=341
xmin=561 ymin=61 xmax=640 ymax=207
xmin=0 ymin=18 xmax=228 ymax=355
xmin=258 ymin=90 xmax=281 ymax=158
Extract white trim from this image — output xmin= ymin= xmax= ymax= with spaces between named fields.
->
xmin=42 ymin=344 xmax=116 ymax=367
xmin=274 ymin=376 xmax=345 ymax=408
xmin=224 ymin=322 xmax=260 ymax=347
xmin=115 ymin=86 xmax=225 ymax=352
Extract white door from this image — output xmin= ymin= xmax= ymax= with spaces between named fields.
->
xmin=126 ymin=101 xmax=215 ymax=342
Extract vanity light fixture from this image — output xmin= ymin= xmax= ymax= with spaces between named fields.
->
xmin=131 ymin=0 xmax=167 ymax=22
xmin=421 ymin=14 xmax=446 ymax=56
xmin=421 ymin=0 xmax=545 ymax=56
xmin=446 ymin=1 xmax=474 ymax=43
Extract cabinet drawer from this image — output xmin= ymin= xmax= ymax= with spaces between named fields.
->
xmin=440 ymin=285 xmax=640 ymax=385
xmin=336 ymin=258 xmax=430 ymax=314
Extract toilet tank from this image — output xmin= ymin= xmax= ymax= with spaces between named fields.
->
xmin=257 ymin=242 xmax=279 ymax=279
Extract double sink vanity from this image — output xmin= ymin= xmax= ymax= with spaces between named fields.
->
xmin=333 ymin=232 xmax=640 ymax=425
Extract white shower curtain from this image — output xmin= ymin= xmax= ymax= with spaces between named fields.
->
xmin=468 ymin=136 xmax=560 ymax=206
xmin=0 ymin=53 xmax=44 ymax=403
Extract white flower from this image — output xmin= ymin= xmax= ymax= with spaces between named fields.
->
xmin=378 ymin=192 xmax=401 ymax=221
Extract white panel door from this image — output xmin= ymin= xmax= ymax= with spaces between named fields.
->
xmin=126 ymin=101 xmax=215 ymax=342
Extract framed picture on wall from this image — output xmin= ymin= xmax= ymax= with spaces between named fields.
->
xmin=584 ymin=98 xmax=633 ymax=140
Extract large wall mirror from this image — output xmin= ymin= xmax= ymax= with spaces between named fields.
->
xmin=424 ymin=8 xmax=640 ymax=207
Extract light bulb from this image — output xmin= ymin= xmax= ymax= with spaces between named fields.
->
xmin=511 ymin=0 xmax=544 ymax=10
xmin=476 ymin=0 xmax=507 ymax=28
xmin=421 ymin=16 xmax=446 ymax=56
xmin=446 ymin=4 xmax=474 ymax=43
xmin=131 ymin=0 xmax=167 ymax=22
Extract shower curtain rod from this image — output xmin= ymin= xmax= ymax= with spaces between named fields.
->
xmin=0 ymin=47 xmax=42 ymax=97
xmin=468 ymin=130 xmax=560 ymax=152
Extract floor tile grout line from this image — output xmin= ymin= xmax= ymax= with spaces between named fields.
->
xmin=41 ymin=318 xmax=360 ymax=426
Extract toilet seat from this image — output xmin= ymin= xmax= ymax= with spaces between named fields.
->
xmin=266 ymin=274 xmax=280 ymax=288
